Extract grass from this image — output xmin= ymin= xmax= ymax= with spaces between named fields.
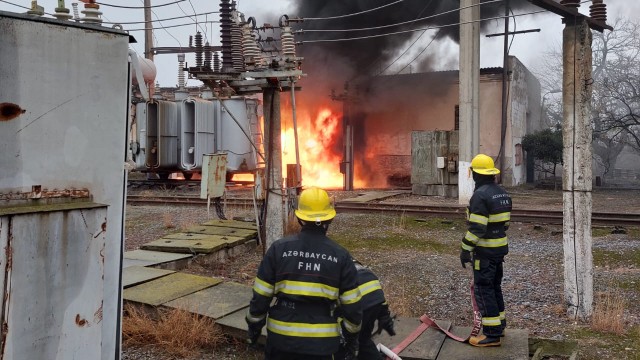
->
xmin=591 ymin=291 xmax=627 ymax=335
xmin=122 ymin=304 xmax=225 ymax=358
xmin=593 ymin=248 xmax=640 ymax=268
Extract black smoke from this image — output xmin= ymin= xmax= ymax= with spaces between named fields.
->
xmin=292 ymin=0 xmax=535 ymax=75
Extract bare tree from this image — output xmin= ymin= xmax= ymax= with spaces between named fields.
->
xmin=535 ymin=17 xmax=640 ymax=179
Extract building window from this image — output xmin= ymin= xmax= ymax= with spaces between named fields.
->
xmin=454 ymin=105 xmax=459 ymax=130
xmin=515 ymin=143 xmax=523 ymax=166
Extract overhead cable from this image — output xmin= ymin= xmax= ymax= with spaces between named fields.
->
xmin=102 ymin=11 xmax=219 ymax=25
xmin=177 ymin=0 xmax=208 ymax=41
xmin=302 ymin=0 xmax=404 ymax=21
xmin=396 ymin=29 xmax=442 ymax=74
xmin=375 ymin=0 xmax=435 ymax=76
xmin=96 ymin=0 xmax=185 ymax=9
xmin=126 ymin=20 xmax=219 ymax=32
xmin=297 ymin=9 xmax=548 ymax=44
xmin=297 ymin=0 xmax=501 ymax=33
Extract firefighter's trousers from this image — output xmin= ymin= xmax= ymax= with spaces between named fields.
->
xmin=473 ymin=256 xmax=506 ymax=337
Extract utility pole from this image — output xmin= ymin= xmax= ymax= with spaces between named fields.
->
xmin=143 ymin=0 xmax=154 ymax=96
xmin=331 ymin=82 xmax=355 ymax=191
xmin=263 ymin=86 xmax=284 ymax=249
xmin=527 ymin=0 xmax=611 ymax=320
xmin=458 ymin=0 xmax=480 ymax=204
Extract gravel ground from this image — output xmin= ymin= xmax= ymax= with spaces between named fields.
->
xmin=123 ymin=186 xmax=640 ymax=360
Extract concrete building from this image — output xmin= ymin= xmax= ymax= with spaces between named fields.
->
xmin=351 ymin=56 xmax=542 ymax=194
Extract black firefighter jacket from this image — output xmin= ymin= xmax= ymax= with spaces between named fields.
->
xmin=246 ymin=225 xmax=363 ymax=356
xmin=461 ymin=181 xmax=513 ymax=258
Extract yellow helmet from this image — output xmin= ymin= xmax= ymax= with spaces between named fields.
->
xmin=295 ymin=187 xmax=336 ymax=222
xmin=471 ymin=154 xmax=500 ymax=175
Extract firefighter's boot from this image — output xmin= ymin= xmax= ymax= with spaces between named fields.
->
xmin=469 ymin=334 xmax=501 ymax=347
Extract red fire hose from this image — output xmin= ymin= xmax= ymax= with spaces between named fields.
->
xmin=386 ymin=280 xmax=481 ymax=359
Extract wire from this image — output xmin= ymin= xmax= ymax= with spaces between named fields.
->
xmin=297 ymin=0 xmax=501 ymax=33
xmin=176 ymin=0 xmax=208 ymax=41
xmin=96 ymin=0 xmax=186 ymax=9
xmin=375 ymin=0 xmax=434 ymax=76
xmin=396 ymin=29 xmax=442 ymax=74
xmin=126 ymin=20 xmax=219 ymax=32
xmin=302 ymin=0 xmax=404 ymax=21
xmin=102 ymin=11 xmax=218 ymax=25
xmin=0 ymin=0 xmax=28 ymax=10
xmin=297 ymin=9 xmax=548 ymax=44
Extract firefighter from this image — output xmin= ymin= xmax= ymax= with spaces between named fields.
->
xmin=245 ymin=187 xmax=363 ymax=360
xmin=460 ymin=154 xmax=512 ymax=347
xmin=336 ymin=260 xmax=395 ymax=360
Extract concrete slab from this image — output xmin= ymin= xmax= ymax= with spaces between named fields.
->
xmin=122 ymin=266 xmax=175 ymax=288
xmin=436 ymin=327 xmax=529 ymax=360
xmin=141 ymin=237 xmax=230 ymax=254
xmin=124 ymin=249 xmax=192 ymax=263
xmin=123 ymin=273 xmax=222 ymax=306
xmin=340 ymin=191 xmax=409 ymax=203
xmin=184 ymin=225 xmax=257 ymax=239
xmin=373 ymin=317 xmax=451 ymax=360
xmin=123 ymin=258 xmax=157 ymax=268
xmin=164 ymin=282 xmax=252 ymax=319
xmin=202 ymin=219 xmax=258 ymax=230
xmin=215 ymin=308 xmax=267 ymax=345
xmin=162 ymin=233 xmax=221 ymax=240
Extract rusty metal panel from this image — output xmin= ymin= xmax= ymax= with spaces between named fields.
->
xmin=200 ymin=153 xmax=228 ymax=199
xmin=2 ymin=206 xmax=107 ymax=360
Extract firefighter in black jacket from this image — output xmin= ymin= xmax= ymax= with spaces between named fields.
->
xmin=460 ymin=154 xmax=512 ymax=347
xmin=246 ymin=187 xmax=363 ymax=360
xmin=336 ymin=261 xmax=395 ymax=359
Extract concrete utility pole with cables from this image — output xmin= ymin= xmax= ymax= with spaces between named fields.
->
xmin=527 ymin=0 xmax=612 ymax=320
xmin=458 ymin=0 xmax=480 ymax=204
xmin=143 ymin=0 xmax=154 ymax=96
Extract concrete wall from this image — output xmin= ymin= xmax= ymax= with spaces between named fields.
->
xmin=0 ymin=12 xmax=130 ymax=360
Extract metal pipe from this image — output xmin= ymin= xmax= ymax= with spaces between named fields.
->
xmin=289 ymin=77 xmax=301 ymax=188
xmin=498 ymin=0 xmax=510 ymax=181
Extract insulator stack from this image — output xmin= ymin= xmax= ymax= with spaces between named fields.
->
xmin=204 ymin=42 xmax=212 ymax=70
xmin=213 ymin=51 xmax=221 ymax=72
xmin=590 ymin=0 xmax=607 ymax=22
xmin=560 ymin=0 xmax=580 ymax=8
xmin=230 ymin=4 xmax=245 ymax=72
xmin=281 ymin=26 xmax=296 ymax=69
xmin=195 ymin=32 xmax=203 ymax=67
xmin=220 ymin=0 xmax=234 ymax=72
xmin=242 ymin=24 xmax=262 ymax=70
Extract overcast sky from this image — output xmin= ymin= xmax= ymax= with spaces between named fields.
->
xmin=0 ymin=0 xmax=633 ymax=87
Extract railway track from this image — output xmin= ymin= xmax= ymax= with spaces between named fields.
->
xmin=126 ymin=195 xmax=640 ymax=227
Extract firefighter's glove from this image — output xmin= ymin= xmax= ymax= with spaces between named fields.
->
xmin=342 ymin=337 xmax=359 ymax=360
xmin=460 ymin=249 xmax=473 ymax=269
xmin=245 ymin=317 xmax=265 ymax=347
xmin=378 ymin=305 xmax=396 ymax=336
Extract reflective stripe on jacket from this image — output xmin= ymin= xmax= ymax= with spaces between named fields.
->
xmin=246 ymin=226 xmax=362 ymax=356
xmin=462 ymin=182 xmax=512 ymax=258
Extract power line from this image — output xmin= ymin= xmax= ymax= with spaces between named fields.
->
xmin=102 ymin=11 xmax=218 ymax=25
xmin=140 ymin=0 xmax=181 ymax=46
xmin=126 ymin=20 xmax=219 ymax=32
xmin=396 ymin=29 xmax=442 ymax=74
xmin=375 ymin=0 xmax=435 ymax=76
xmin=297 ymin=0 xmax=501 ymax=34
xmin=302 ymin=0 xmax=404 ymax=21
xmin=297 ymin=9 xmax=548 ymax=44
xmin=176 ymin=0 xmax=207 ymax=41
xmin=97 ymin=0 xmax=186 ymax=9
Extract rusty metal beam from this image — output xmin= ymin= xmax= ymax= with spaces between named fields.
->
xmin=527 ymin=0 xmax=612 ymax=32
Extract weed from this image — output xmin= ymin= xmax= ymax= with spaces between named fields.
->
xmin=592 ymin=227 xmax=611 ymax=238
xmin=591 ymin=291 xmax=626 ymax=335
xmin=162 ymin=213 xmax=176 ymax=229
xmin=593 ymin=249 xmax=640 ymax=268
xmin=122 ymin=304 xmax=224 ymax=358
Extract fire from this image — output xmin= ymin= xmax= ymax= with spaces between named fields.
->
xmin=281 ymin=106 xmax=345 ymax=189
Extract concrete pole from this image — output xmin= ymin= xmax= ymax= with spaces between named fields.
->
xmin=343 ymin=85 xmax=354 ymax=191
xmin=458 ymin=0 xmax=480 ymax=204
xmin=143 ymin=0 xmax=154 ymax=96
xmin=562 ymin=18 xmax=593 ymax=320
xmin=263 ymin=87 xmax=284 ymax=249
